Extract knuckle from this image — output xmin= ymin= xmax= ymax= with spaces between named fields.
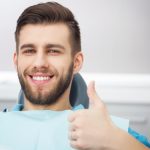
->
xmin=77 ymin=129 xmax=84 ymax=138
xmin=74 ymin=119 xmax=84 ymax=129
xmin=78 ymin=110 xmax=87 ymax=116
xmin=70 ymin=135 xmax=87 ymax=150
xmin=73 ymin=140 xmax=85 ymax=149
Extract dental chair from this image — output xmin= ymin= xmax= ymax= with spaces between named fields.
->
xmin=18 ymin=73 xmax=89 ymax=108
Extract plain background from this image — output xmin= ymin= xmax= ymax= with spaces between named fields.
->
xmin=0 ymin=0 xmax=150 ymax=73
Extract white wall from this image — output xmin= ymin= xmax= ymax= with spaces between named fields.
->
xmin=0 ymin=0 xmax=150 ymax=73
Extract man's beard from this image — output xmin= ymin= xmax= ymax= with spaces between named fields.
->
xmin=17 ymin=63 xmax=74 ymax=105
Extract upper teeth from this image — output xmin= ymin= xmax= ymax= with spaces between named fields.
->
xmin=32 ymin=76 xmax=50 ymax=81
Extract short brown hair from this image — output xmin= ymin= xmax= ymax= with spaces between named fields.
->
xmin=15 ymin=2 xmax=81 ymax=55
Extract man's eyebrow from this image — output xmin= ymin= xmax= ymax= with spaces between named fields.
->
xmin=45 ymin=44 xmax=65 ymax=50
xmin=20 ymin=44 xmax=65 ymax=50
xmin=20 ymin=44 xmax=35 ymax=50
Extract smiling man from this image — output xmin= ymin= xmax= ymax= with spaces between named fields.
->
xmin=0 ymin=2 xmax=83 ymax=150
xmin=14 ymin=23 xmax=81 ymax=111
xmin=14 ymin=4 xmax=83 ymax=111
xmin=0 ymin=2 xmax=149 ymax=150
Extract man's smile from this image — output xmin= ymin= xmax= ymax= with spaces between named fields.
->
xmin=27 ymin=73 xmax=55 ymax=86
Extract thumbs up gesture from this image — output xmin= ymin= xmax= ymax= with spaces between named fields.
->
xmin=68 ymin=81 xmax=117 ymax=150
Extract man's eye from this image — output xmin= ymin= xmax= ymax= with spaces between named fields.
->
xmin=48 ymin=49 xmax=60 ymax=54
xmin=23 ymin=49 xmax=35 ymax=54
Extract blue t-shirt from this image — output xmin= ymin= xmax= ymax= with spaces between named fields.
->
xmin=128 ymin=128 xmax=150 ymax=148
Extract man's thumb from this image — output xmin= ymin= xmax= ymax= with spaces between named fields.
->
xmin=87 ymin=81 xmax=101 ymax=108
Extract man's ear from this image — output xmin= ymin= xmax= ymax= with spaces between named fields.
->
xmin=73 ymin=52 xmax=83 ymax=74
xmin=13 ymin=51 xmax=18 ymax=70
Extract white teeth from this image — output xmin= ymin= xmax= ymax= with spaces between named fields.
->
xmin=32 ymin=76 xmax=50 ymax=81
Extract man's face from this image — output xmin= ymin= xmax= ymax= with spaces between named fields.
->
xmin=14 ymin=23 xmax=75 ymax=105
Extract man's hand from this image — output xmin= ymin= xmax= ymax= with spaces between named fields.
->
xmin=68 ymin=81 xmax=117 ymax=150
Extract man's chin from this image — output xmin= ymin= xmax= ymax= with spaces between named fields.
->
xmin=27 ymin=84 xmax=49 ymax=93
xmin=26 ymin=95 xmax=50 ymax=105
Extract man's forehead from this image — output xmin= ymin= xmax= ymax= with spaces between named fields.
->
xmin=18 ymin=23 xmax=72 ymax=49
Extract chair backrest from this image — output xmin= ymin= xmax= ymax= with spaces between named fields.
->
xmin=18 ymin=73 xmax=89 ymax=108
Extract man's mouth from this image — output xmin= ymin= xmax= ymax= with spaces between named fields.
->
xmin=28 ymin=74 xmax=54 ymax=85
xmin=32 ymin=76 xmax=51 ymax=81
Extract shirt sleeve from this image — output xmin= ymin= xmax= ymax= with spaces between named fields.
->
xmin=128 ymin=128 xmax=150 ymax=148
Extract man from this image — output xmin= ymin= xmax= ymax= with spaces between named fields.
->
xmin=1 ymin=2 xmax=83 ymax=150
xmin=0 ymin=2 xmax=149 ymax=150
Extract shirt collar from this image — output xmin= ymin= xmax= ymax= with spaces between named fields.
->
xmin=12 ymin=104 xmax=84 ymax=111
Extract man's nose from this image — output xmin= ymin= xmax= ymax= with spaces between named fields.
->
xmin=33 ymin=52 xmax=49 ymax=68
